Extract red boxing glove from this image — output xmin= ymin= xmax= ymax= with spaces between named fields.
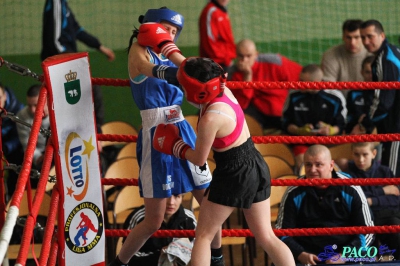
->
xmin=160 ymin=42 xmax=181 ymax=58
xmin=137 ymin=23 xmax=181 ymax=57
xmin=153 ymin=124 xmax=190 ymax=159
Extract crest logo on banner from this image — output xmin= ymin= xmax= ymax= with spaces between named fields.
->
xmin=64 ymin=202 xmax=104 ymax=254
xmin=64 ymin=70 xmax=81 ymax=105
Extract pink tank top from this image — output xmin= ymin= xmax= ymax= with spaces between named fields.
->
xmin=201 ymin=93 xmax=245 ymax=149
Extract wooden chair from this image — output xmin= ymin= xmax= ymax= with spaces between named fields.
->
xmin=103 ymin=157 xmax=140 ymax=228
xmin=207 ymin=159 xmax=216 ymax=173
xmin=263 ymin=156 xmax=294 ymax=179
xmin=184 ymin=115 xmax=199 ymax=133
xmin=269 ymin=175 xmax=298 ymax=224
xmin=101 ymin=121 xmax=138 ymax=147
xmin=190 ymin=197 xmax=253 ymax=266
xmin=108 ymin=185 xmax=144 ymax=229
xmin=116 ymin=142 xmax=137 ymax=160
xmin=115 ymin=237 xmax=124 ymax=255
xmin=264 ymin=175 xmax=297 ymax=266
xmin=224 ymin=210 xmax=255 ymax=266
xmin=103 ymin=157 xmax=140 ymax=197
xmin=6 ymin=189 xmax=52 ymax=260
xmin=222 ymin=236 xmax=252 ymax=266
xmin=208 ymin=149 xmax=214 ymax=160
xmin=254 ymin=143 xmax=295 ymax=168
xmin=329 ymin=143 xmax=353 ymax=161
xmin=190 ymin=195 xmax=200 ymax=219
xmin=7 ymin=189 xmax=52 ymax=220
xmin=7 ymin=244 xmax=42 ymax=261
xmin=107 ymin=185 xmax=143 ymax=259
xmin=181 ymin=192 xmax=193 ymax=210
xmin=244 ymin=114 xmax=263 ymax=136
xmin=46 ymin=165 xmax=57 ymax=192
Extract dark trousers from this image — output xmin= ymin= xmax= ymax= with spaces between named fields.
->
xmin=373 ymin=209 xmax=400 ymax=260
xmin=381 ymin=141 xmax=400 ymax=177
xmin=244 ymin=104 xmax=282 ymax=130
xmin=4 ymin=148 xmax=24 ymax=202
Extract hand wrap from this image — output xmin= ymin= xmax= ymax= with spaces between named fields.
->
xmin=152 ymin=65 xmax=179 ymax=86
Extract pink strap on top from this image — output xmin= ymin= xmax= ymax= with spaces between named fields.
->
xmin=201 ymin=93 xmax=245 ymax=149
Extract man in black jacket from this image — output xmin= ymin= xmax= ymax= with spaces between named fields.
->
xmin=275 ymin=145 xmax=374 ymax=265
xmin=0 ymin=82 xmax=25 ymax=201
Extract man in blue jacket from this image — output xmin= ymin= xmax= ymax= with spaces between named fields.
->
xmin=360 ymin=19 xmax=400 ymax=176
xmin=41 ymin=0 xmax=115 ymax=61
xmin=0 ymin=82 xmax=25 ymax=201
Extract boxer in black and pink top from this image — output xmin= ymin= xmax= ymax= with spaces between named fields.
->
xmin=152 ymin=57 xmax=296 ymax=266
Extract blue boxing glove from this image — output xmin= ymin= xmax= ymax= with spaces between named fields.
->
xmin=152 ymin=65 xmax=179 ymax=86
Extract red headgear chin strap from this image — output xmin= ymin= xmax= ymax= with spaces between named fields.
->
xmin=177 ymin=57 xmax=226 ymax=104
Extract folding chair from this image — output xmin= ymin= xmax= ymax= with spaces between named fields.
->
xmin=254 ymin=143 xmax=295 ymax=168
xmin=263 ymin=156 xmax=294 ymax=179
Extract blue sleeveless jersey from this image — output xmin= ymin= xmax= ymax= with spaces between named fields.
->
xmin=129 ymin=49 xmax=211 ymax=198
xmin=130 ymin=50 xmax=183 ymax=109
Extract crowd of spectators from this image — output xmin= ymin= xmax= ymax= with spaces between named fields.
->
xmin=2 ymin=1 xmax=400 ymax=264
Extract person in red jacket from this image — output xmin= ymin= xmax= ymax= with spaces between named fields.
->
xmin=228 ymin=39 xmax=303 ymax=132
xmin=199 ymin=0 xmax=236 ymax=71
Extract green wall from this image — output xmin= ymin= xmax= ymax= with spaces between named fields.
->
xmin=1 ymin=35 xmax=398 ymax=130
xmin=2 ymin=1 xmax=399 ymax=129
xmin=0 ymin=47 xmax=200 ymax=130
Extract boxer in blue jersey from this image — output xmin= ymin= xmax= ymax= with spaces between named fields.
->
xmin=109 ymin=7 xmax=224 ymax=266
xmin=130 ymin=36 xmax=211 ymax=199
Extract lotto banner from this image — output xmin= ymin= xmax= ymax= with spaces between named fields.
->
xmin=42 ymin=53 xmax=105 ymax=266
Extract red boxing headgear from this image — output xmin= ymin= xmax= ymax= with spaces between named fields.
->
xmin=177 ymin=57 xmax=226 ymax=104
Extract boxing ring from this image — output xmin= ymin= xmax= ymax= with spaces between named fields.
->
xmin=0 ymin=53 xmax=400 ymax=265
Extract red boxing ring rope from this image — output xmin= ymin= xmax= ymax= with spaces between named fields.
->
xmin=97 ymin=132 xmax=400 ymax=145
xmin=100 ymin=176 xmax=400 ymax=187
xmin=92 ymin=77 xmax=400 ymax=91
xmin=92 ymin=77 xmax=400 ymax=240
xmin=1 ymin=71 xmax=400 ymax=265
xmin=107 ymin=225 xmax=400 ymax=238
